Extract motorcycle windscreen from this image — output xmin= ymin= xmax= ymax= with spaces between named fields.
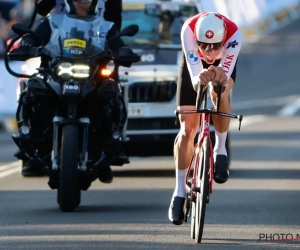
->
xmin=45 ymin=14 xmax=112 ymax=58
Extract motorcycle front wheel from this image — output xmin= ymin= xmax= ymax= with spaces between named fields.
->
xmin=58 ymin=124 xmax=80 ymax=212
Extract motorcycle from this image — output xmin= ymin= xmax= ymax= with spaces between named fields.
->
xmin=5 ymin=14 xmax=140 ymax=212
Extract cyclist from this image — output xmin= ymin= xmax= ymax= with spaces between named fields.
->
xmin=18 ymin=0 xmax=128 ymax=182
xmin=168 ymin=12 xmax=242 ymax=225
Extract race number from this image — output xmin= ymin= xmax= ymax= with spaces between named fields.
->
xmin=141 ymin=54 xmax=155 ymax=62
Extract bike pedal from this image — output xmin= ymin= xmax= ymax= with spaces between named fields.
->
xmin=187 ymin=179 xmax=192 ymax=188
xmin=184 ymin=208 xmax=188 ymax=222
xmin=184 ymin=213 xmax=188 ymax=223
xmin=187 ymin=206 xmax=192 ymax=218
xmin=184 ymin=199 xmax=191 ymax=222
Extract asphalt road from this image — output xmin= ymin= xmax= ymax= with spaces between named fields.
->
xmin=1 ymin=19 xmax=300 ymax=249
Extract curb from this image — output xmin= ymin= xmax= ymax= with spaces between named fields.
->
xmin=241 ymin=2 xmax=300 ymax=43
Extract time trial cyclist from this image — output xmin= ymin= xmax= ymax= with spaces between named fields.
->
xmin=168 ymin=12 xmax=242 ymax=225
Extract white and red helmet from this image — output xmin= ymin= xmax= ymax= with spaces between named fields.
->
xmin=195 ymin=12 xmax=227 ymax=44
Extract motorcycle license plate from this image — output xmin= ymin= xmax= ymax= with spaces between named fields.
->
xmin=128 ymin=106 xmax=144 ymax=117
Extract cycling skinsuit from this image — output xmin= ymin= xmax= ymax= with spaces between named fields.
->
xmin=177 ymin=12 xmax=242 ymax=106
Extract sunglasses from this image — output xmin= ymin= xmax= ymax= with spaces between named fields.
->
xmin=197 ymin=41 xmax=222 ymax=52
xmin=73 ymin=0 xmax=92 ymax=3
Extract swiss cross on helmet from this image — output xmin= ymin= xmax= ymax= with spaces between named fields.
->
xmin=64 ymin=0 xmax=99 ymax=15
xmin=195 ymin=12 xmax=227 ymax=44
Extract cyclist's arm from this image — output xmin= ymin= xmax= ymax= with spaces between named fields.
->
xmin=181 ymin=21 xmax=204 ymax=86
xmin=219 ymin=29 xmax=242 ymax=80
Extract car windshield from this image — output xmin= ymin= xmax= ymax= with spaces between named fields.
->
xmin=45 ymin=14 xmax=109 ymax=58
xmin=121 ymin=3 xmax=198 ymax=48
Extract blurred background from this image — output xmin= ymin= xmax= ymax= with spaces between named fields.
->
xmin=0 ymin=0 xmax=36 ymax=58
xmin=0 ymin=0 xmax=300 ymax=248
xmin=0 ymin=0 xmax=299 ymax=133
xmin=1 ymin=0 xmax=299 ymax=134
xmin=0 ymin=0 xmax=300 ymax=155
xmin=0 ymin=0 xmax=37 ymax=131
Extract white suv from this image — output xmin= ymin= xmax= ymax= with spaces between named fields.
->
xmin=120 ymin=0 xmax=207 ymax=155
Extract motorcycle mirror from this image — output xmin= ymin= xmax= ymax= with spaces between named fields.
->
xmin=12 ymin=23 xmax=34 ymax=36
xmin=119 ymin=24 xmax=139 ymax=37
xmin=106 ymin=25 xmax=139 ymax=44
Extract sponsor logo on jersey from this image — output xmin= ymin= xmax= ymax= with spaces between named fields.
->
xmin=222 ymin=54 xmax=234 ymax=73
xmin=187 ymin=50 xmax=200 ymax=65
xmin=226 ymin=40 xmax=238 ymax=49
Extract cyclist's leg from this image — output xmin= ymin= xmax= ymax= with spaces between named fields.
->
xmin=169 ymin=52 xmax=199 ymax=225
xmin=174 ymin=107 xmax=200 ymax=186
xmin=211 ymin=77 xmax=234 ymax=132
xmin=210 ymin=77 xmax=234 ymax=183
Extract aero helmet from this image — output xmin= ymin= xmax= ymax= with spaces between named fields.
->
xmin=64 ymin=0 xmax=99 ymax=15
xmin=195 ymin=12 xmax=226 ymax=43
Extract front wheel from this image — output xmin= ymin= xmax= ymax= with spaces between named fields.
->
xmin=57 ymin=187 xmax=81 ymax=207
xmin=58 ymin=125 xmax=80 ymax=212
xmin=191 ymin=202 xmax=196 ymax=239
xmin=195 ymin=137 xmax=210 ymax=243
xmin=189 ymin=154 xmax=197 ymax=240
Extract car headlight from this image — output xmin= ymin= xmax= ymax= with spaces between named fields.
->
xmin=56 ymin=62 xmax=90 ymax=80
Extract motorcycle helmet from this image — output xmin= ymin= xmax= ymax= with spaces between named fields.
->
xmin=64 ymin=0 xmax=99 ymax=15
xmin=36 ymin=0 xmax=56 ymax=16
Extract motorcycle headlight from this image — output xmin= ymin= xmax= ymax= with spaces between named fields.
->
xmin=56 ymin=62 xmax=90 ymax=80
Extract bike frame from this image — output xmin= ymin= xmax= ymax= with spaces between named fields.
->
xmin=175 ymin=84 xmax=243 ymax=196
xmin=176 ymin=84 xmax=243 ymax=243
xmin=193 ymin=112 xmax=214 ymax=193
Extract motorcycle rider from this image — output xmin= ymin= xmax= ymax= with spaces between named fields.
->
xmin=15 ymin=0 xmax=139 ymax=183
xmin=18 ymin=0 xmax=129 ymax=180
xmin=36 ymin=0 xmax=123 ymax=31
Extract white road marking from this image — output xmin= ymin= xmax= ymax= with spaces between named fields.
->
xmin=229 ymin=115 xmax=267 ymax=130
xmin=232 ymin=94 xmax=300 ymax=117
xmin=232 ymin=95 xmax=300 ymax=111
xmin=277 ymin=97 xmax=300 ymax=117
xmin=0 ymin=115 xmax=268 ymax=179
xmin=0 ymin=162 xmax=19 ymax=179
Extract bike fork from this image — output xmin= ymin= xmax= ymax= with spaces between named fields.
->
xmin=79 ymin=117 xmax=90 ymax=171
xmin=51 ymin=116 xmax=63 ymax=170
xmin=200 ymin=112 xmax=213 ymax=194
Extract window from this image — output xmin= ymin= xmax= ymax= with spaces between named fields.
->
xmin=121 ymin=4 xmax=197 ymax=47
